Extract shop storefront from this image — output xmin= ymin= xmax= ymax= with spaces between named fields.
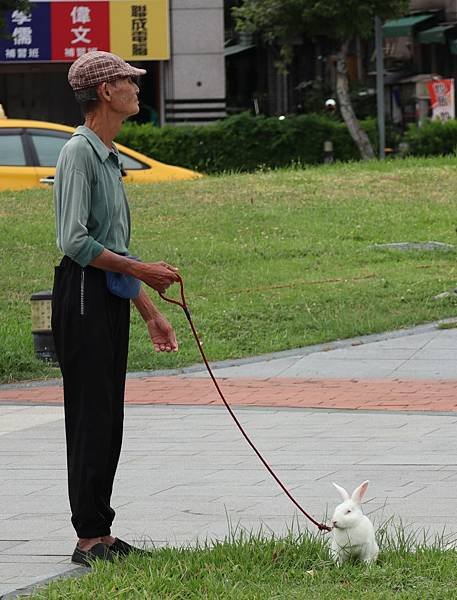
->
xmin=382 ymin=10 xmax=457 ymax=128
xmin=0 ymin=0 xmax=169 ymax=125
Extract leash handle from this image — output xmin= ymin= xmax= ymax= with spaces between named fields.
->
xmin=159 ymin=276 xmax=331 ymax=533
xmin=159 ymin=274 xmax=191 ymax=320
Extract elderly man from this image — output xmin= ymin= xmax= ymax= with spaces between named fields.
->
xmin=52 ymin=51 xmax=179 ymax=566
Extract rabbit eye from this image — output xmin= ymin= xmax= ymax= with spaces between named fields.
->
xmin=346 ymin=509 xmax=351 ymax=514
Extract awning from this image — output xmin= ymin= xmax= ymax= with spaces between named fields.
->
xmin=224 ymin=44 xmax=255 ymax=57
xmin=417 ymin=24 xmax=456 ymax=44
xmin=383 ymin=13 xmax=435 ymax=37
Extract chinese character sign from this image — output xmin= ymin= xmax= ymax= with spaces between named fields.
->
xmin=110 ymin=1 xmax=169 ymax=61
xmin=132 ymin=5 xmax=148 ymax=56
xmin=51 ymin=2 xmax=110 ymax=61
xmin=427 ymin=79 xmax=455 ymax=121
xmin=0 ymin=3 xmax=51 ymax=61
xmin=0 ymin=0 xmax=169 ymax=62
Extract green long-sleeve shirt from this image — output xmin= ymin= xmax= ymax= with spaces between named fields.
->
xmin=54 ymin=125 xmax=131 ymax=267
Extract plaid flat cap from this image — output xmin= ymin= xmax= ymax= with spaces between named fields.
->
xmin=68 ymin=51 xmax=146 ymax=91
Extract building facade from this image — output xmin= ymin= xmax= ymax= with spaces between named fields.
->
xmin=381 ymin=0 xmax=457 ymax=125
xmin=412 ymin=0 xmax=457 ymax=19
xmin=164 ymin=0 xmax=226 ymax=124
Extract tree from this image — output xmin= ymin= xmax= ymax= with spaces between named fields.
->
xmin=0 ymin=0 xmax=30 ymax=38
xmin=233 ymin=0 xmax=409 ymax=160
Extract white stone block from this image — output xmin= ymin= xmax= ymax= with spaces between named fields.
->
xmin=171 ymin=8 xmax=224 ymax=54
xmin=170 ymin=54 xmax=225 ymax=99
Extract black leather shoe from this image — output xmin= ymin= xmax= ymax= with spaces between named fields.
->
xmin=110 ymin=538 xmax=148 ymax=557
xmin=71 ymin=542 xmax=116 ymax=567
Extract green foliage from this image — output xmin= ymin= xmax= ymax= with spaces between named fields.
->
xmin=116 ymin=113 xmax=379 ymax=174
xmin=0 ymin=0 xmax=30 ymax=38
xmin=404 ymin=119 xmax=457 ymax=157
xmin=234 ymin=0 xmax=410 ymax=42
xmin=233 ymin=0 xmax=409 ymax=65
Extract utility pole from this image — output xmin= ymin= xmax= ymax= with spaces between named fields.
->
xmin=375 ymin=16 xmax=385 ymax=160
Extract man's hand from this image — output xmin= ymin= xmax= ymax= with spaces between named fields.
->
xmin=133 ymin=261 xmax=180 ymax=294
xmin=90 ymin=250 xmax=179 ymax=295
xmin=146 ymin=313 xmax=179 ymax=352
xmin=132 ymin=288 xmax=179 ymax=352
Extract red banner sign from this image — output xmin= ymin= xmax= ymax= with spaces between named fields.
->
xmin=51 ymin=2 xmax=110 ymax=61
xmin=427 ymin=79 xmax=455 ymax=121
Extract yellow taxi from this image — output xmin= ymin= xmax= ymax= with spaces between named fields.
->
xmin=0 ymin=119 xmax=201 ymax=191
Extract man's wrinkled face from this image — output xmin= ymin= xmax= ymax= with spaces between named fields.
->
xmin=104 ymin=76 xmax=140 ymax=118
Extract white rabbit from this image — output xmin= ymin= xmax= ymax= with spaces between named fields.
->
xmin=329 ymin=480 xmax=379 ymax=565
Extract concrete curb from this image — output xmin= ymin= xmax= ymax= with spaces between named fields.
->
xmin=0 ymin=567 xmax=88 ymax=599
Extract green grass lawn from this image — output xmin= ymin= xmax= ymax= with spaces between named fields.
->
xmin=2 ymin=156 xmax=457 ymax=383
xmin=29 ymin=529 xmax=457 ymax=599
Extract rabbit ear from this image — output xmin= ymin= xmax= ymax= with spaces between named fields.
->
xmin=351 ymin=480 xmax=369 ymax=503
xmin=332 ymin=482 xmax=350 ymax=501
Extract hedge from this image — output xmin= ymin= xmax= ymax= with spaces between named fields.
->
xmin=116 ymin=112 xmax=379 ymax=174
xmin=404 ymin=119 xmax=457 ymax=157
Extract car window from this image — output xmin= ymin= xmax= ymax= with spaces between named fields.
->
xmin=0 ymin=133 xmax=27 ymax=166
xmin=29 ymin=131 xmax=71 ymax=167
xmin=118 ymin=150 xmax=148 ymax=170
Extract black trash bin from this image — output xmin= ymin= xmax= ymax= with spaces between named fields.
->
xmin=30 ymin=290 xmax=58 ymax=363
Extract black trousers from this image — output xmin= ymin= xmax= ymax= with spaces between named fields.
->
xmin=51 ymin=256 xmax=130 ymax=538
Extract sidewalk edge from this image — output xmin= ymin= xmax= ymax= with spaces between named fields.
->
xmin=1 ymin=319 xmax=455 ymax=392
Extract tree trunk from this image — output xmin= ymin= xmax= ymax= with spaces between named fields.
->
xmin=336 ymin=39 xmax=375 ymax=160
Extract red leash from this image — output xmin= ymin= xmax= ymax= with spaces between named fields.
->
xmin=159 ymin=275 xmax=331 ymax=533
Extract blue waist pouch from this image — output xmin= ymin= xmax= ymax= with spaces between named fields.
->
xmin=105 ymin=255 xmax=141 ymax=299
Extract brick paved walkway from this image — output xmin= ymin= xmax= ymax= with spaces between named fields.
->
xmin=1 ymin=376 xmax=457 ymax=411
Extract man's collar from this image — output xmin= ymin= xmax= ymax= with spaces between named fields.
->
xmin=72 ymin=125 xmax=117 ymax=163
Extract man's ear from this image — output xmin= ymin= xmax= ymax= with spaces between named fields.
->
xmin=98 ymin=82 xmax=110 ymax=101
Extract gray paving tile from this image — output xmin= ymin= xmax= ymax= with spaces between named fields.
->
xmin=0 ymin=542 xmax=24 ymax=553
xmin=0 ymin=554 xmax=70 ymax=564
xmin=1 ymin=540 xmax=74 ymax=557
xmin=392 ymin=362 xmax=457 ymax=378
xmin=3 ymin=563 xmax=76 ymax=585
xmin=280 ymin=358 xmax=403 ymax=378
xmin=412 ymin=347 xmax=457 ymax=360
xmin=185 ymin=356 xmax=305 ymax=380
xmin=423 ymin=332 xmax=457 ymax=349
xmin=0 ymin=408 xmax=63 ymax=437
xmin=303 ymin=346 xmax=419 ymax=361
xmin=0 ymin=482 xmax=57 ymax=496
xmin=179 ymin=327 xmax=457 ymax=380
xmin=0 ymin=520 xmax=67 ymax=539
xmin=0 ymin=497 xmax=68 ymax=514
xmin=362 ymin=332 xmax=438 ymax=349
